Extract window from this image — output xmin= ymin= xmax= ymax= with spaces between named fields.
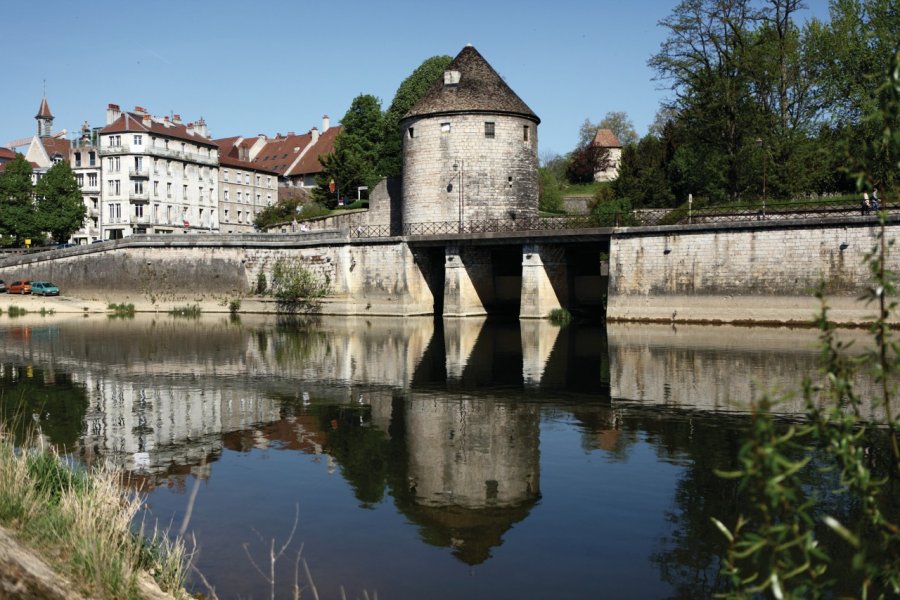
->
xmin=244 ymin=173 xmax=250 ymax=184
xmin=75 ymin=153 xmax=82 ymax=167
xmin=153 ymin=181 xmax=159 ymax=196
xmin=223 ymin=169 xmax=229 ymax=182
xmin=183 ymin=185 xmax=188 ymax=200
xmin=523 ymin=126 xmax=529 ymax=141
xmin=76 ymin=174 xmax=84 ymax=187
xmin=91 ymin=198 xmax=98 ymax=210
xmin=135 ymin=204 xmax=144 ymax=218
xmin=133 ymin=134 xmax=142 ymax=146
xmin=441 ymin=122 xmax=451 ymax=133
xmin=88 ymin=173 xmax=97 ymax=187
xmin=256 ymin=193 xmax=261 ymax=205
xmin=153 ymin=204 xmax=159 ymax=221
xmin=109 ymin=203 xmax=121 ymax=221
xmin=237 ymin=191 xmax=242 ymax=203
xmin=267 ymin=177 xmax=272 ymax=188
xmin=167 ymin=205 xmax=172 ymax=222
xmin=408 ymin=127 xmax=414 ymax=139
xmin=237 ymin=210 xmax=242 ymax=223
xmin=224 ymin=190 xmax=229 ymax=202
xmin=109 ymin=180 xmax=121 ymax=195
xmin=134 ymin=157 xmax=143 ymax=172
xmin=134 ymin=180 xmax=144 ymax=194
xmin=267 ymin=194 xmax=272 ymax=206
xmin=256 ymin=175 xmax=261 ymax=186
xmin=484 ymin=122 xmax=495 ymax=138
xmin=224 ymin=209 xmax=229 ymax=222
xmin=89 ymin=152 xmax=96 ymax=166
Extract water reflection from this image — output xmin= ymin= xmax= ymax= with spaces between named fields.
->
xmin=0 ymin=314 xmax=893 ymax=598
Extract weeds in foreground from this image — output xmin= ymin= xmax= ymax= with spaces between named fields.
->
xmin=713 ymin=216 xmax=900 ymax=599
xmin=7 ymin=305 xmax=27 ymax=317
xmin=0 ymin=426 xmax=190 ymax=598
xmin=107 ymin=303 xmax=135 ymax=317
xmin=548 ymin=308 xmax=572 ymax=326
xmin=169 ymin=304 xmax=201 ymax=318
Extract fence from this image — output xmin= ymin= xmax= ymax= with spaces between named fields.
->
xmin=348 ymin=200 xmax=895 ymax=239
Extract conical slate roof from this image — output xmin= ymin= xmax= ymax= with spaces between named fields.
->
xmin=402 ymin=45 xmax=540 ymax=124
xmin=36 ymin=96 xmax=53 ymax=119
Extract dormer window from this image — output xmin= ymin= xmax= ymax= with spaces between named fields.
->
xmin=443 ymin=70 xmax=460 ymax=86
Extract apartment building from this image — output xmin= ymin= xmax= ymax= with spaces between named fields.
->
xmin=99 ymin=104 xmax=219 ymax=239
xmin=215 ymin=138 xmax=278 ymax=233
xmin=70 ymin=121 xmax=102 ymax=243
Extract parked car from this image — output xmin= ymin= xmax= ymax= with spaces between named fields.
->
xmin=8 ymin=281 xmax=31 ymax=294
xmin=0 ymin=280 xmax=5 ymax=293
xmin=30 ymin=281 xmax=59 ymax=296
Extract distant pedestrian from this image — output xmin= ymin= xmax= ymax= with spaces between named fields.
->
xmin=872 ymin=187 xmax=880 ymax=211
xmin=862 ymin=191 xmax=871 ymax=215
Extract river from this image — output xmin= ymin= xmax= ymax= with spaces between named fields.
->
xmin=0 ymin=313 xmax=893 ymax=598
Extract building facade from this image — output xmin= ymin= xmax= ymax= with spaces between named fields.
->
xmin=217 ymin=154 xmax=278 ymax=233
xmin=99 ymin=104 xmax=219 ymax=239
xmin=69 ymin=122 xmax=103 ymax=243
xmin=591 ymin=129 xmax=622 ymax=182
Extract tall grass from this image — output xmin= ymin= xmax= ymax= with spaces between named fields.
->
xmin=0 ymin=427 xmax=190 ymax=598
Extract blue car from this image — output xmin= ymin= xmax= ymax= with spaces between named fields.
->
xmin=30 ymin=282 xmax=60 ymax=296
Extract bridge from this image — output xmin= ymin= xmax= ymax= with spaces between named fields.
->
xmin=0 ymin=200 xmax=895 ymax=323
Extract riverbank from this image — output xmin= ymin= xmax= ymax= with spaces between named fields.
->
xmin=0 ymin=429 xmax=188 ymax=599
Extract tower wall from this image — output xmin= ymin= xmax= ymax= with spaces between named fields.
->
xmin=401 ymin=113 xmax=538 ymax=229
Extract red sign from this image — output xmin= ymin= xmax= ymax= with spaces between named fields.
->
xmin=183 ymin=220 xmax=190 ymax=228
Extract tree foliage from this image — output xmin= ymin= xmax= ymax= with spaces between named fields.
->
xmin=380 ymin=55 xmax=453 ymax=177
xmin=35 ymin=161 xmax=86 ymax=244
xmin=0 ymin=154 xmax=41 ymax=244
xmin=313 ymin=94 xmax=384 ymax=208
xmin=612 ymin=0 xmax=898 ymax=207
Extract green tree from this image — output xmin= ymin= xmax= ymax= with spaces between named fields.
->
xmin=598 ymin=111 xmax=639 ymax=146
xmin=34 ymin=161 xmax=86 ymax=244
xmin=613 ymin=134 xmax=677 ymax=208
xmin=538 ymin=166 xmax=565 ymax=213
xmin=380 ymin=55 xmax=453 ymax=177
xmin=0 ymin=153 xmax=41 ymax=244
xmin=313 ymin=94 xmax=384 ymax=207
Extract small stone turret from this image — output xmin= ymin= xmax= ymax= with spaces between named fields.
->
xmin=400 ymin=45 xmax=540 ymax=230
xmin=36 ymin=96 xmax=54 ymax=137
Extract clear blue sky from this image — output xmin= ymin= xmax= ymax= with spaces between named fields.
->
xmin=1 ymin=0 xmax=830 ymax=160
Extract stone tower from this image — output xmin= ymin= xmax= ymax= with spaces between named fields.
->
xmin=36 ymin=96 xmax=53 ymax=137
xmin=400 ymin=45 xmax=540 ymax=231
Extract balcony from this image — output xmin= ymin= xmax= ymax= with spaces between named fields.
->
xmin=128 ymin=191 xmax=149 ymax=202
xmin=100 ymin=145 xmax=131 ymax=155
xmin=81 ymin=183 xmax=100 ymax=192
xmin=129 ymin=215 xmax=151 ymax=225
xmin=129 ymin=167 xmax=149 ymax=178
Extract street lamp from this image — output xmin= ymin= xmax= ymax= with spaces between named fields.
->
xmin=755 ymin=138 xmax=767 ymax=218
xmin=452 ymin=159 xmax=464 ymax=232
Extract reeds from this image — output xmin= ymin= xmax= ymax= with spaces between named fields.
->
xmin=0 ymin=426 xmax=190 ymax=598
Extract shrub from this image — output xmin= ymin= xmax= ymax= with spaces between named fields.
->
xmin=169 ymin=305 xmax=201 ymax=318
xmin=256 ymin=270 xmax=268 ymax=295
xmin=270 ymin=259 xmax=331 ymax=306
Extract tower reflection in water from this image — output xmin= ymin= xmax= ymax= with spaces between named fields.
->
xmin=0 ymin=315 xmax=610 ymax=566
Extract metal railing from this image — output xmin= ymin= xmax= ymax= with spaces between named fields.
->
xmin=348 ymin=201 xmax=896 ymax=239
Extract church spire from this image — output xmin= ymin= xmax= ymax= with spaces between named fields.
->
xmin=36 ymin=95 xmax=54 ymax=137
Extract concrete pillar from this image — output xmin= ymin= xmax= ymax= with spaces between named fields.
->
xmin=443 ymin=245 xmax=490 ymax=317
xmin=520 ymin=243 xmax=567 ymax=319
xmin=520 ymin=319 xmax=562 ymax=387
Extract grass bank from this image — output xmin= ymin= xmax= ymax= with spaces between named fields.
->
xmin=0 ymin=426 xmax=189 ymax=599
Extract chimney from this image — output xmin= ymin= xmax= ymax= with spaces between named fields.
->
xmin=322 ymin=115 xmax=330 ymax=132
xmin=106 ymin=103 xmax=121 ymax=125
xmin=187 ymin=123 xmax=195 ymax=134
xmin=134 ymin=105 xmax=146 ymax=116
xmin=142 ymin=114 xmax=152 ymax=127
xmin=310 ymin=127 xmax=319 ymax=144
xmin=173 ymin=114 xmax=182 ymax=124
xmin=288 ymin=131 xmax=295 ymax=137
xmin=195 ymin=117 xmax=208 ymax=138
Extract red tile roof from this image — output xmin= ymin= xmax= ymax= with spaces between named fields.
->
xmin=215 ymin=136 xmax=242 ymax=159
xmin=42 ymin=137 xmax=71 ymax=157
xmin=252 ymin=132 xmax=313 ymax=175
xmin=36 ymin=97 xmax=53 ymax=119
xmin=219 ymin=154 xmax=279 ymax=174
xmin=287 ymin=127 xmax=340 ymax=177
xmin=0 ymin=147 xmax=15 ymax=160
xmin=101 ymin=112 xmax=217 ymax=148
xmin=592 ymin=129 xmax=621 ymax=148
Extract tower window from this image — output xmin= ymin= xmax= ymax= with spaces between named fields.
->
xmin=523 ymin=126 xmax=529 ymax=141
xmin=484 ymin=122 xmax=495 ymax=138
xmin=441 ymin=122 xmax=451 ymax=133
xmin=408 ymin=127 xmax=415 ymax=139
